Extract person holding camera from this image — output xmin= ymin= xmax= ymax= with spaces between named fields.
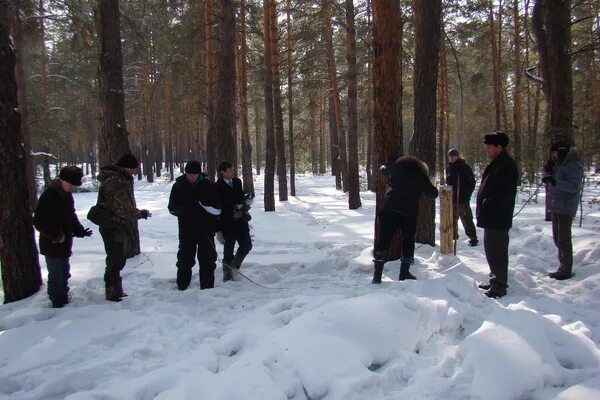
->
xmin=542 ymin=140 xmax=584 ymax=280
xmin=216 ymin=161 xmax=253 ymax=282
xmin=97 ymin=154 xmax=151 ymax=301
xmin=33 ymin=166 xmax=92 ymax=308
xmin=168 ymin=161 xmax=221 ymax=290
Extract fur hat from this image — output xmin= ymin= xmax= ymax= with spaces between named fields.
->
xmin=184 ymin=161 xmax=203 ymax=174
xmin=550 ymin=139 xmax=570 ymax=153
xmin=59 ymin=166 xmax=83 ymax=186
xmin=448 ymin=148 xmax=459 ymax=157
xmin=116 ymin=153 xmax=139 ymax=169
xmin=483 ymin=131 xmax=509 ymax=147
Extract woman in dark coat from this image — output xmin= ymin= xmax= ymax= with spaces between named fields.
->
xmin=33 ymin=166 xmax=91 ymax=308
xmin=372 ymin=156 xmax=439 ymax=283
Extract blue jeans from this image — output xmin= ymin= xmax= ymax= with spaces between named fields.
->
xmin=45 ymin=257 xmax=71 ymax=303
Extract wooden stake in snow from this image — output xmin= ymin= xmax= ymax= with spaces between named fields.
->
xmin=439 ymin=186 xmax=454 ymax=254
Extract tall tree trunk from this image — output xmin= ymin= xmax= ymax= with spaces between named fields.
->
xmin=372 ymin=0 xmax=403 ymax=251
xmin=205 ymin=0 xmax=216 ymax=178
xmin=524 ymin=0 xmax=535 ymax=182
xmin=319 ymin=93 xmax=327 ymax=174
xmin=410 ymin=0 xmax=441 ymax=246
xmin=141 ymin=55 xmax=154 ymax=182
xmin=239 ymin=0 xmax=254 ymax=195
xmin=166 ymin=66 xmax=175 ymax=181
xmin=489 ymin=3 xmax=502 ymax=131
xmin=345 ymin=0 xmax=362 ymax=209
xmin=0 ymin=15 xmax=42 ymax=303
xmin=437 ymin=40 xmax=448 ymax=184
xmin=270 ymin=0 xmax=288 ymax=201
xmin=286 ymin=0 xmax=296 ymax=196
xmin=263 ymin=0 xmax=276 ymax=211
xmin=512 ymin=0 xmax=523 ymax=170
xmin=97 ymin=0 xmax=131 ymax=165
xmin=328 ymin=90 xmax=341 ymax=188
xmin=214 ymin=0 xmax=237 ymax=171
xmin=532 ymin=0 xmax=573 ymax=141
xmin=309 ymin=96 xmax=318 ymax=174
xmin=323 ymin=0 xmax=349 ymax=193
xmin=38 ymin=0 xmax=52 ymax=184
xmin=254 ymin=100 xmax=262 ymax=176
xmin=366 ymin=0 xmax=375 ymax=191
xmin=13 ymin=0 xmax=37 ymax=208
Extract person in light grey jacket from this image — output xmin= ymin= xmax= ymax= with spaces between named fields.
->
xmin=542 ymin=140 xmax=584 ymax=280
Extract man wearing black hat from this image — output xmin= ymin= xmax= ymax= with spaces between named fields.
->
xmin=476 ymin=131 xmax=519 ymax=298
xmin=216 ymin=161 xmax=253 ymax=282
xmin=33 ymin=166 xmax=92 ymax=308
xmin=96 ymin=153 xmax=150 ymax=301
xmin=542 ymin=140 xmax=584 ymax=280
xmin=446 ymin=148 xmax=478 ymax=246
xmin=168 ymin=161 xmax=221 ymax=290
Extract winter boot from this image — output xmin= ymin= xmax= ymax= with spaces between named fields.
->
xmin=484 ymin=283 xmax=507 ymax=298
xmin=372 ymin=261 xmax=384 ymax=284
xmin=399 ymin=261 xmax=416 ymax=281
xmin=222 ymin=262 xmax=234 ymax=282
xmin=232 ymin=251 xmax=247 ymax=270
xmin=468 ymin=238 xmax=479 ymax=247
xmin=105 ymin=284 xmax=122 ymax=302
xmin=116 ymin=278 xmax=128 ymax=298
xmin=478 ymin=282 xmax=492 ymax=290
xmin=549 ymin=268 xmax=573 ymax=280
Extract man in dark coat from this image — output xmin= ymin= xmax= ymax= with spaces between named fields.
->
xmin=168 ymin=161 xmax=221 ymax=290
xmin=542 ymin=140 xmax=584 ymax=280
xmin=372 ymin=156 xmax=439 ymax=284
xmin=476 ymin=131 xmax=519 ymax=298
xmin=216 ymin=161 xmax=253 ymax=282
xmin=96 ymin=154 xmax=150 ymax=301
xmin=33 ymin=166 xmax=92 ymax=308
xmin=446 ymin=148 xmax=478 ymax=246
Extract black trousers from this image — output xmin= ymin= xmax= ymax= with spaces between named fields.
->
xmin=176 ymin=227 xmax=217 ymax=290
xmin=222 ymin=221 xmax=253 ymax=264
xmin=551 ymin=213 xmax=573 ymax=272
xmin=100 ymin=226 xmax=127 ymax=285
xmin=375 ymin=211 xmax=417 ymax=264
xmin=453 ymin=202 xmax=477 ymax=241
xmin=484 ymin=228 xmax=510 ymax=288
xmin=45 ymin=256 xmax=71 ymax=302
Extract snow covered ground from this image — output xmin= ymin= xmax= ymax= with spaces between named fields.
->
xmin=1 ymin=172 xmax=600 ymax=400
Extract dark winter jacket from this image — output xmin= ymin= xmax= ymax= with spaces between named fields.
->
xmin=33 ymin=180 xmax=86 ymax=258
xmin=445 ymin=158 xmax=476 ymax=204
xmin=216 ymin=177 xmax=248 ymax=227
xmin=380 ymin=156 xmax=439 ymax=218
xmin=168 ymin=174 xmax=221 ymax=234
xmin=547 ymin=147 xmax=584 ymax=219
xmin=476 ymin=150 xmax=519 ymax=229
xmin=96 ymin=165 xmax=143 ymax=258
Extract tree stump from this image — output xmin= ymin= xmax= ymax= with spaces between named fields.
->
xmin=439 ymin=186 xmax=454 ymax=254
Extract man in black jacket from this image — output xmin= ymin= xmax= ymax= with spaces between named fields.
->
xmin=33 ymin=166 xmax=92 ymax=308
xmin=372 ymin=156 xmax=439 ymax=284
xmin=446 ymin=149 xmax=478 ymax=246
xmin=216 ymin=161 xmax=253 ymax=282
xmin=168 ymin=161 xmax=221 ymax=290
xmin=476 ymin=131 xmax=519 ymax=298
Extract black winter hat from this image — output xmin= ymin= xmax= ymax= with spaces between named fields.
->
xmin=184 ymin=160 xmax=203 ymax=174
xmin=448 ymin=148 xmax=460 ymax=157
xmin=116 ymin=153 xmax=139 ymax=169
xmin=483 ymin=131 xmax=509 ymax=147
xmin=59 ymin=166 xmax=83 ymax=186
xmin=550 ymin=139 xmax=570 ymax=153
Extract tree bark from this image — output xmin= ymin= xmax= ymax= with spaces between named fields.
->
xmin=327 ymin=89 xmax=341 ymax=188
xmin=205 ymin=0 xmax=216 ymax=178
xmin=270 ymin=0 xmax=288 ymax=201
xmin=214 ymin=0 xmax=237 ymax=171
xmin=254 ymin=100 xmax=262 ymax=176
xmin=345 ymin=0 xmax=361 ymax=209
xmin=410 ymin=0 xmax=441 ymax=246
xmin=0 ymin=15 xmax=42 ymax=303
xmin=489 ymin=3 xmax=502 ymax=131
xmin=239 ymin=0 xmax=254 ymax=196
xmin=97 ymin=0 xmax=131 ymax=165
xmin=512 ymin=0 xmax=523 ymax=170
xmin=263 ymin=0 xmax=276 ymax=211
xmin=372 ymin=0 xmax=403 ymax=251
xmin=532 ymin=0 xmax=573 ymax=141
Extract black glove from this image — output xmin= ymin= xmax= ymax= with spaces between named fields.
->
xmin=82 ymin=228 xmax=93 ymax=237
xmin=541 ymin=176 xmax=556 ymax=186
xmin=140 ymin=209 xmax=151 ymax=219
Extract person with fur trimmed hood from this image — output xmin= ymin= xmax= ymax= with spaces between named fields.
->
xmin=33 ymin=166 xmax=92 ymax=308
xmin=476 ymin=131 xmax=519 ymax=298
xmin=97 ymin=154 xmax=151 ymax=301
xmin=168 ymin=161 xmax=221 ymax=290
xmin=542 ymin=140 xmax=584 ymax=280
xmin=372 ymin=155 xmax=439 ymax=284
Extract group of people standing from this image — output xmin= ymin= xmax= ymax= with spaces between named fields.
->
xmin=372 ymin=131 xmax=585 ymax=299
xmin=33 ymin=155 xmax=252 ymax=307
